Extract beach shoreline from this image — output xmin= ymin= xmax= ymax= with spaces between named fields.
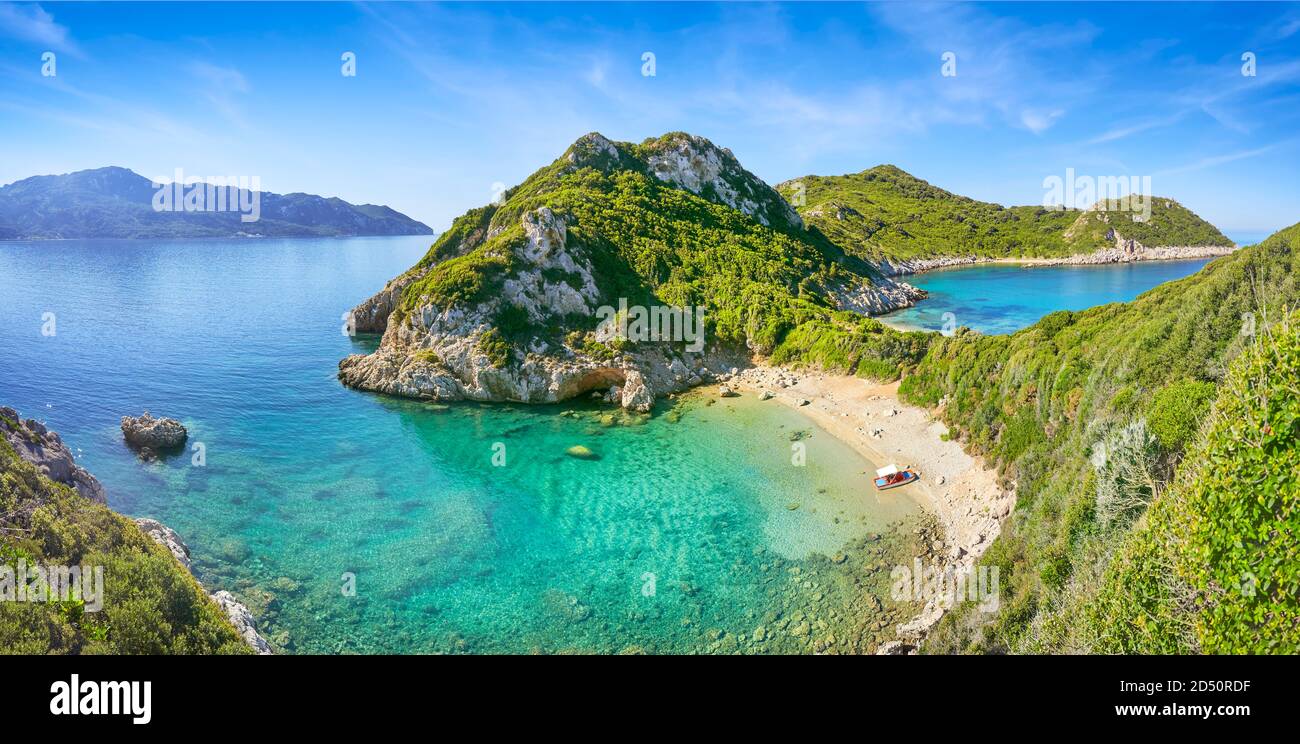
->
xmin=729 ymin=364 xmax=1015 ymax=651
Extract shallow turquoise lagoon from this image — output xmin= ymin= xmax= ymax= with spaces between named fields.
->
xmin=0 ymin=237 xmax=923 ymax=653
xmin=879 ymin=258 xmax=1217 ymax=335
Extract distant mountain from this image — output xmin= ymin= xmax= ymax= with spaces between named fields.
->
xmin=778 ymin=165 xmax=1233 ymax=264
xmin=0 ymin=166 xmax=433 ymax=239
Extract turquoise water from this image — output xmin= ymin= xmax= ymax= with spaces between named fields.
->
xmin=879 ymin=258 xmax=1216 ymax=335
xmin=0 ymin=237 xmax=922 ymax=654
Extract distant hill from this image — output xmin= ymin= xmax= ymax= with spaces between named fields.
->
xmin=0 ymin=166 xmax=433 ymax=239
xmin=778 ymin=165 xmax=1233 ymax=263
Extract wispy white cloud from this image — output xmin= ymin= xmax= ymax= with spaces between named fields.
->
xmin=189 ymin=62 xmax=252 ymax=129
xmin=1154 ymin=142 xmax=1290 ymax=177
xmin=0 ymin=2 xmax=81 ymax=56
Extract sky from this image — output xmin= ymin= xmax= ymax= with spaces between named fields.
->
xmin=0 ymin=1 xmax=1297 ymax=238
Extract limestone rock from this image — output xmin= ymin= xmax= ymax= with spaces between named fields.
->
xmin=0 ymin=407 xmax=106 ymax=503
xmin=121 ymin=412 xmax=187 ymax=451
xmin=565 ymin=445 xmax=599 ymax=460
xmin=135 ymin=518 xmax=192 ymax=571
xmin=620 ymin=370 xmax=654 ymax=412
xmin=211 ymin=591 xmax=273 ymax=655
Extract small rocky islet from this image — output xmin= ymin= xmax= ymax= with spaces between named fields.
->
xmin=120 ymin=411 xmax=188 ymax=459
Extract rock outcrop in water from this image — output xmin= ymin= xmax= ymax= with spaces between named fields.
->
xmin=121 ymin=411 xmax=187 ymax=454
xmin=1 ymin=407 xmax=106 ymax=503
xmin=340 ymin=132 xmax=921 ymax=409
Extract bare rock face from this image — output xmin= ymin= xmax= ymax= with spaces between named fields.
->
xmin=620 ymin=370 xmax=654 ymax=412
xmin=348 ymin=268 xmax=429 ymax=333
xmin=829 ymin=275 xmax=927 ymax=315
xmin=644 ymin=133 xmax=804 ymax=230
xmin=211 ymin=590 xmax=273 ymax=655
xmin=1 ymin=407 xmax=106 ymax=503
xmin=120 ymin=412 xmax=187 ymax=452
xmin=134 ymin=518 xmax=192 ymax=571
xmin=340 ymin=206 xmax=648 ymax=408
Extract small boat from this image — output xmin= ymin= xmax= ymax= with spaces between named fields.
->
xmin=873 ymin=464 xmax=918 ymax=491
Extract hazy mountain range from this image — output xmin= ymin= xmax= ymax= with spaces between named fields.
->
xmin=0 ymin=167 xmax=433 ymax=240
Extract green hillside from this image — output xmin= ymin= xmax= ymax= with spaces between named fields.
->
xmin=898 ymin=221 xmax=1298 ymax=653
xmin=360 ymin=133 xmax=932 ymax=384
xmin=0 ymin=421 xmax=249 ymax=654
xmin=1032 ymin=310 xmax=1299 ymax=653
xmin=778 ymin=166 xmax=1232 ymax=263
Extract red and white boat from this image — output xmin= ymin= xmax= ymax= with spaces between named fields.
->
xmin=873 ymin=464 xmax=918 ymax=491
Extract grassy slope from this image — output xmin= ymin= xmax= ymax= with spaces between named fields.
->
xmin=899 ymin=221 xmax=1298 ymax=653
xmin=780 ymin=166 xmax=1232 ymax=263
xmin=1029 ymin=311 xmax=1299 ymax=653
xmin=394 ymin=134 xmax=932 ymax=378
xmin=0 ymin=432 xmax=249 ymax=654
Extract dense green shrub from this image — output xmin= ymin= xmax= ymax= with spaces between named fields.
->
xmin=0 ymin=436 xmax=248 ymax=655
xmin=1145 ymin=380 xmax=1216 ymax=452
xmin=1084 ymin=311 xmax=1300 ymax=653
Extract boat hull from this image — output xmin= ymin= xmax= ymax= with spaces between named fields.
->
xmin=873 ymin=472 xmax=918 ymax=490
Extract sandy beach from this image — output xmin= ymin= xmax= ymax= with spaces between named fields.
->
xmin=729 ymin=364 xmax=1016 ymax=648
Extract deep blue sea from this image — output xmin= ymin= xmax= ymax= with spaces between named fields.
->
xmin=879 ymin=258 xmax=1217 ymax=335
xmin=0 ymin=237 xmax=927 ymax=654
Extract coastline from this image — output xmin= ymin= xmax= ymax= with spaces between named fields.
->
xmin=875 ymin=243 xmax=1236 ymax=278
xmin=729 ymin=365 xmax=1014 ymax=651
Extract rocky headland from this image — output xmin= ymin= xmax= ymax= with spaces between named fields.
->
xmin=339 ymin=132 xmax=922 ymax=412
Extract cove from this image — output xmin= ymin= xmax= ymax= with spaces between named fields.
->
xmin=0 ymin=237 xmax=924 ymax=653
xmin=878 ymin=258 xmax=1217 ymax=335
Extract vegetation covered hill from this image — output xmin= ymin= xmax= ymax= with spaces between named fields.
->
xmin=898 ymin=221 xmax=1298 ymax=653
xmin=778 ymin=166 xmax=1231 ymax=263
xmin=341 ymin=133 xmax=931 ymax=406
xmin=0 ymin=166 xmax=433 ymax=239
xmin=0 ymin=413 xmax=249 ymax=654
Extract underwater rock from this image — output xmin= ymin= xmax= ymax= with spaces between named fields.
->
xmin=718 ymin=385 xmax=738 ymax=398
xmin=565 ymin=445 xmax=599 ymax=460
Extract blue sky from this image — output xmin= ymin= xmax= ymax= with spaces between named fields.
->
xmin=1 ymin=1 xmax=1297 ymax=238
